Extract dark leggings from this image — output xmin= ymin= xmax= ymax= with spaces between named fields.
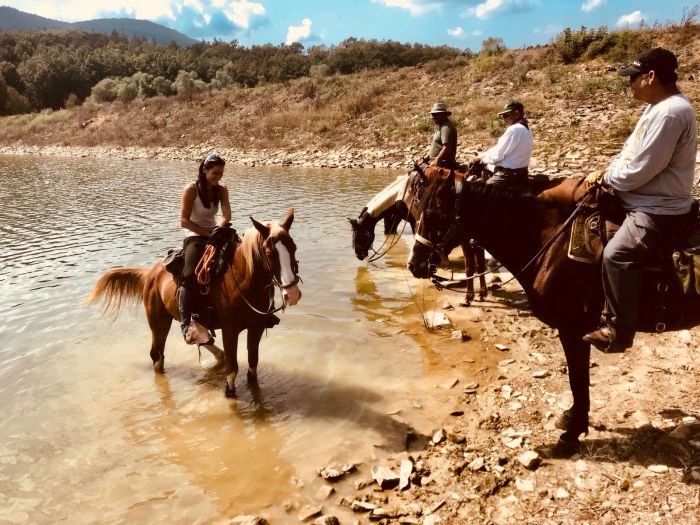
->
xmin=182 ymin=236 xmax=208 ymax=288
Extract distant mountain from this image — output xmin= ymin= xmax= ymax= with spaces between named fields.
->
xmin=0 ymin=6 xmax=71 ymax=30
xmin=0 ymin=6 xmax=198 ymax=46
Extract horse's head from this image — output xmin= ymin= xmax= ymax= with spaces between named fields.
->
xmin=348 ymin=208 xmax=376 ymax=260
xmin=250 ymin=209 xmax=302 ymax=306
xmin=407 ymin=170 xmax=464 ymax=279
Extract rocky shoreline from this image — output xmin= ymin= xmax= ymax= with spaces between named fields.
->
xmin=226 ymin=273 xmax=700 ymax=525
xmin=0 ymin=142 xmax=599 ymax=178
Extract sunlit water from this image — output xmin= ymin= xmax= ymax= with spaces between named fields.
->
xmin=0 ymin=156 xmax=488 ymax=523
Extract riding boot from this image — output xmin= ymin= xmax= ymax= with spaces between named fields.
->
xmin=178 ymin=285 xmax=191 ymax=338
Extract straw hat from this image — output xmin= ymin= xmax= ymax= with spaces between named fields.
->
xmin=428 ymin=102 xmax=451 ymax=115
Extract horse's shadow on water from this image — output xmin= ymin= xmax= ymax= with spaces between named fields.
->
xmin=537 ymin=423 xmax=700 ymax=484
xmin=182 ymin=360 xmax=431 ymax=453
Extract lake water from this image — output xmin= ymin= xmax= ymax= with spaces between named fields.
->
xmin=0 ymin=155 xmax=489 ymax=523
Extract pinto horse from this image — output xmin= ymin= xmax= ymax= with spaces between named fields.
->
xmin=407 ymin=173 xmax=700 ymax=454
xmin=349 ymin=166 xmax=488 ymax=305
xmin=86 ymin=209 xmax=302 ymax=398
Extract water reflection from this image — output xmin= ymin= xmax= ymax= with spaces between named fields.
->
xmin=0 ymin=155 xmax=444 ymax=522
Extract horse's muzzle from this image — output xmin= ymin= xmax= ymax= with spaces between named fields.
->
xmin=407 ymin=260 xmax=433 ymax=279
xmin=283 ymin=284 xmax=302 ymax=306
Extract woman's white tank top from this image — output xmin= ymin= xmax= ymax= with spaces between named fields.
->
xmin=185 ymin=183 xmax=218 ymax=237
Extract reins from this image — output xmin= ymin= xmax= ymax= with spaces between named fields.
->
xmin=366 ymin=169 xmax=421 ymax=263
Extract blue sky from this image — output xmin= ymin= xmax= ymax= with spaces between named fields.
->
xmin=5 ymin=0 xmax=695 ymax=49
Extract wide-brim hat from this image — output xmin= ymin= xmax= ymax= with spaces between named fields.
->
xmin=429 ymin=102 xmax=451 ymax=115
xmin=498 ymin=100 xmax=524 ymax=115
xmin=618 ymin=47 xmax=678 ymax=77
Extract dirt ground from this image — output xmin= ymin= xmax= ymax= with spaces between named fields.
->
xmin=258 ymin=267 xmax=700 ymax=525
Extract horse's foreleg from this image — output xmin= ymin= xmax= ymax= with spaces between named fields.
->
xmin=222 ymin=327 xmax=240 ymax=398
xmin=461 ymin=243 xmax=474 ymax=306
xmin=246 ymin=325 xmax=265 ymax=383
xmin=475 ymin=246 xmax=488 ymax=300
xmin=556 ymin=325 xmax=591 ymax=453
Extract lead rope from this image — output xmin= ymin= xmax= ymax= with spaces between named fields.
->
xmin=195 ymin=244 xmax=217 ymax=295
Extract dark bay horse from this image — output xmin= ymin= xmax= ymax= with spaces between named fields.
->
xmin=349 ymin=168 xmax=488 ymax=305
xmin=86 ymin=209 xmax=302 ymax=398
xmin=407 ymin=172 xmax=700 ymax=453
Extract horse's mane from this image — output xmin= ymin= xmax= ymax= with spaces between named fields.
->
xmin=239 ymin=227 xmax=264 ymax=275
xmin=366 ymin=175 xmax=410 ymax=217
xmin=239 ymin=221 xmax=287 ymax=275
xmin=421 ymin=174 xmax=574 ymax=214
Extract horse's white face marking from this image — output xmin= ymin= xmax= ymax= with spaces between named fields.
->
xmin=276 ymin=240 xmax=301 ymax=306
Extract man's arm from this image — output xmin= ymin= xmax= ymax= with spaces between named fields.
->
xmin=604 ymin=115 xmax=684 ymax=192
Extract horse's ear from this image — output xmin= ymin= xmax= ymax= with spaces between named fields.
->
xmin=348 ymin=217 xmax=358 ymax=229
xmin=282 ymin=208 xmax=294 ymax=231
xmin=250 ymin=216 xmax=270 ymax=238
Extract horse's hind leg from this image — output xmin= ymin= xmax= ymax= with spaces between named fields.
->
xmin=246 ymin=325 xmax=265 ymax=384
xmin=147 ymin=307 xmax=173 ymax=374
xmin=146 ymin=303 xmax=172 ymax=374
xmin=460 ymin=243 xmax=474 ymax=306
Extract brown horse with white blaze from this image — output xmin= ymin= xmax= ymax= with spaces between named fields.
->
xmin=86 ymin=209 xmax=302 ymax=398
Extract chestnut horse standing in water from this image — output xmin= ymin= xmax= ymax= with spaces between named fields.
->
xmin=408 ymin=173 xmax=700 ymax=454
xmin=349 ymin=167 xmax=488 ymax=305
xmin=86 ymin=209 xmax=302 ymax=398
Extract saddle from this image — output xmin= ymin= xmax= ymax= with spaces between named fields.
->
xmin=568 ymin=186 xmax=700 ymax=331
xmin=164 ymin=226 xmax=241 ymax=330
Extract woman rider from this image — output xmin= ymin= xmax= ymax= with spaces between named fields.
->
xmin=179 ymin=152 xmax=232 ymax=341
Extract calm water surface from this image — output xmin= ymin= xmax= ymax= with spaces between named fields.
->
xmin=0 ymin=155 xmax=483 ymax=523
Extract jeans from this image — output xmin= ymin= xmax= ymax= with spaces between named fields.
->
xmin=602 ymin=210 xmax=690 ymax=336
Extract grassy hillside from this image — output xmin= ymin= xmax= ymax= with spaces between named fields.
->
xmin=1 ymin=23 xmax=698 ymax=171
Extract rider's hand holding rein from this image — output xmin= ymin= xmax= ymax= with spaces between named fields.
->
xmin=585 ymin=167 xmax=606 ymax=186
xmin=180 ymin=161 xmax=232 ymax=237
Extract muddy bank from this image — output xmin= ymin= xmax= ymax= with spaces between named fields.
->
xmin=231 ymin=271 xmax=700 ymax=524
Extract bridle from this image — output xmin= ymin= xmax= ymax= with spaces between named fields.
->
xmin=231 ymin=234 xmax=301 ymax=316
xmin=362 ymin=163 xmax=427 ymax=263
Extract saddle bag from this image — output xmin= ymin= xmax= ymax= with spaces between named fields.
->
xmin=163 ymin=248 xmax=185 ymax=281
xmin=672 ymin=247 xmax=700 ymax=295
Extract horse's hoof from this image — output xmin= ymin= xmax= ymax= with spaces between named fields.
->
xmin=225 ymin=385 xmax=236 ymax=398
xmin=478 ymin=293 xmax=487 ymax=301
xmin=459 ymin=299 xmax=471 ymax=307
xmin=549 ymin=435 xmax=582 ymax=458
xmin=153 ymin=360 xmax=165 ymax=374
xmin=247 ymin=370 xmax=258 ymax=384
xmin=555 ymin=409 xmax=589 ymax=436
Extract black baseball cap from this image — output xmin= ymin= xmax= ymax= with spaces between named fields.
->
xmin=498 ymin=100 xmax=524 ymax=115
xmin=618 ymin=47 xmax=678 ymax=77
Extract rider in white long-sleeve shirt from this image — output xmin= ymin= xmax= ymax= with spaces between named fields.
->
xmin=470 ymin=101 xmax=533 ymax=188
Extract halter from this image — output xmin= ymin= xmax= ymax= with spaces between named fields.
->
xmin=365 ymin=165 xmax=426 ymax=262
xmin=231 ymin=234 xmax=301 ymax=316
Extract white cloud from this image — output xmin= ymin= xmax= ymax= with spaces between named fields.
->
xmin=447 ymin=26 xmax=463 ymax=37
xmin=12 ymin=0 xmax=176 ymax=22
xmin=533 ymin=23 xmax=563 ymax=35
xmin=617 ymin=10 xmax=643 ymax=26
xmin=581 ymin=0 xmax=604 ymax=12
xmin=370 ymin=0 xmax=442 ymax=17
xmin=286 ymin=18 xmax=312 ymax=45
xmin=225 ymin=0 xmax=265 ymax=29
xmin=463 ymin=0 xmax=538 ymax=20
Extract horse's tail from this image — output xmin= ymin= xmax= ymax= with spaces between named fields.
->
xmin=84 ymin=268 xmax=149 ymax=314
